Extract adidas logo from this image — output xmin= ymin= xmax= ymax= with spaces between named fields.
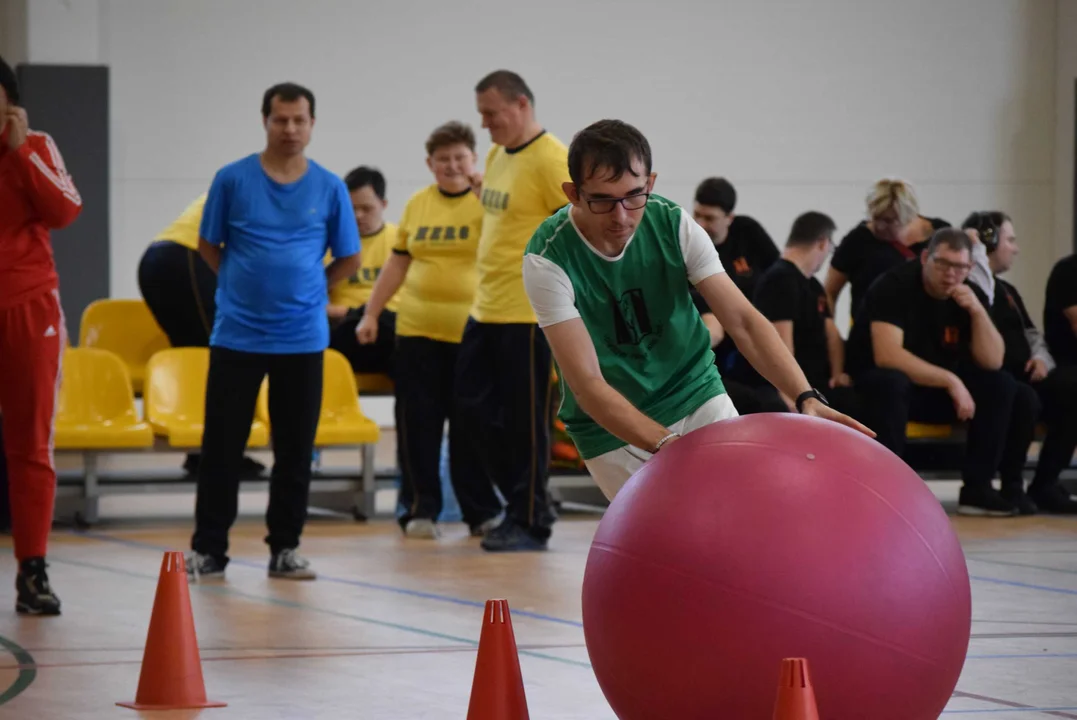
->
xmin=44 ymin=326 xmax=56 ymax=337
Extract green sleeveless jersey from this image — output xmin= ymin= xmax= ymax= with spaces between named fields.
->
xmin=524 ymin=194 xmax=725 ymax=459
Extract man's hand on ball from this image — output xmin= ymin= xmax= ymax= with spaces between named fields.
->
xmin=800 ymin=398 xmax=876 ymax=438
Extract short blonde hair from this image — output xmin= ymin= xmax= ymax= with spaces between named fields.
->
xmin=866 ymin=179 xmax=919 ymax=226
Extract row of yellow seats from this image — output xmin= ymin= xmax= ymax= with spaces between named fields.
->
xmin=75 ymin=298 xmax=958 ymax=441
xmin=77 ymin=298 xmax=393 ymax=395
xmin=54 ymin=346 xmax=380 ymax=452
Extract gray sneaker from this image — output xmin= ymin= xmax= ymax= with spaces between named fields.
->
xmin=404 ymin=518 xmax=440 ymax=539
xmin=186 ymin=552 xmax=226 ymax=581
xmin=268 ymin=548 xmax=316 ymax=580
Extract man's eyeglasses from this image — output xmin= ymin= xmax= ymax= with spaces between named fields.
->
xmin=581 ymin=192 xmax=650 ymax=214
xmin=930 ymin=256 xmax=972 ymax=273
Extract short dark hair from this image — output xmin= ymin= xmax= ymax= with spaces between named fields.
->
xmin=425 ymin=121 xmax=476 ymax=156
xmin=694 ymin=177 xmax=736 ymax=214
xmin=344 ymin=166 xmax=386 ymax=200
xmin=475 ymin=70 xmax=534 ymax=105
xmin=927 ymin=227 xmax=972 ymax=256
xmin=261 ymin=82 xmax=315 ymax=119
xmin=0 ymin=55 xmax=19 ymax=105
xmin=787 ymin=211 xmax=836 ymax=248
xmin=567 ymin=119 xmax=652 ymax=188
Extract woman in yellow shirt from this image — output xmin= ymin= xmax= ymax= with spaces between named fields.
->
xmin=357 ymin=122 xmax=501 ymax=539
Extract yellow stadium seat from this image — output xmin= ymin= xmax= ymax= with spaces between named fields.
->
xmin=79 ymin=299 xmax=171 ymax=394
xmin=905 ymin=422 xmax=955 ymax=440
xmin=145 ymin=348 xmax=268 ymax=449
xmin=258 ymin=350 xmax=380 ymax=447
xmin=355 ymin=372 xmax=394 ymax=394
xmin=54 ymin=347 xmax=154 ymax=450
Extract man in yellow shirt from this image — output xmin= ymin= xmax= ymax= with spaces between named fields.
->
xmin=327 ymin=166 xmax=400 ymax=375
xmin=138 ymin=193 xmax=215 ymax=347
xmin=455 ymin=70 xmax=570 ymax=552
xmin=138 ymin=193 xmax=262 ymax=478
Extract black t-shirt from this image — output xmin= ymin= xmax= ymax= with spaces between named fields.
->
xmin=710 ymin=214 xmax=779 ymax=370
xmin=830 ymin=216 xmax=950 ymax=320
xmin=754 ymin=259 xmax=832 ymax=389
xmin=717 ymin=214 xmax=780 ymax=302
xmin=1044 ymin=254 xmax=1077 ymax=367
xmin=846 ymin=258 xmax=987 ymax=376
xmin=989 ymin=277 xmax=1033 ymax=377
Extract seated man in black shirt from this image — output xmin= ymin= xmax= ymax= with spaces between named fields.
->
xmin=846 ymin=228 xmax=1018 ymax=516
xmin=693 ymin=176 xmax=779 ymax=376
xmin=963 ymin=213 xmax=1077 ymax=514
xmin=1045 ymin=253 xmax=1077 ymax=368
xmin=753 ymin=212 xmax=858 ymax=417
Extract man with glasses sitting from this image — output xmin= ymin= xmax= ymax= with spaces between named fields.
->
xmin=845 ymin=228 xmax=1019 ymax=516
xmin=522 ymin=119 xmax=872 ymax=501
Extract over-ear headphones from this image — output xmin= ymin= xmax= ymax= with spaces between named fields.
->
xmin=967 ymin=211 xmax=1001 ymax=252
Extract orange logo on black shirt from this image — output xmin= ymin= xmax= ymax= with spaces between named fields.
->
xmin=733 ymin=257 xmax=750 ymax=275
xmin=817 ymin=296 xmax=827 ymax=315
xmin=943 ymin=327 xmax=960 ymax=345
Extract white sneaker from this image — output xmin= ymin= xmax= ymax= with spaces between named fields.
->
xmin=404 ymin=518 xmax=440 ymax=539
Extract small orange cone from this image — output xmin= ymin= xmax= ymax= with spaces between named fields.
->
xmin=466 ymin=599 xmax=529 ymax=720
xmin=772 ymin=658 xmax=820 ymax=720
xmin=117 ymin=551 xmax=226 ymax=710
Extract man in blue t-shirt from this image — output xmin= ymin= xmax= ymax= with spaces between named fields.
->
xmin=187 ymin=82 xmax=360 ymax=581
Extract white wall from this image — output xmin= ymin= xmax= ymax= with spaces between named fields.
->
xmin=27 ymin=0 xmax=1068 ymax=333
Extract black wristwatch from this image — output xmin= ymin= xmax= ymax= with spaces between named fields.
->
xmin=795 ymin=388 xmax=829 ymax=413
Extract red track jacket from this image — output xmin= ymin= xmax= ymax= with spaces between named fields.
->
xmin=0 ymin=125 xmax=82 ymax=309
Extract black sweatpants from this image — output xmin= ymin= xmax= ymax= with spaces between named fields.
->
xmin=330 ymin=306 xmax=397 ymax=377
xmin=455 ymin=319 xmax=555 ymax=539
xmin=138 ymin=240 xmax=217 ymax=347
xmin=1002 ymin=366 xmax=1077 ymax=490
xmin=855 ymin=365 xmax=1016 ymax=488
xmin=191 ymin=347 xmax=323 ymax=563
xmin=394 ymin=336 xmax=501 ymax=528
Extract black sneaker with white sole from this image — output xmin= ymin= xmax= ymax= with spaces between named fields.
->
xmin=16 ymin=557 xmax=61 ymax=616
xmin=268 ymin=548 xmax=316 ymax=580
xmin=957 ymin=485 xmax=1019 ymax=517
xmin=185 ymin=552 xmax=227 ymax=580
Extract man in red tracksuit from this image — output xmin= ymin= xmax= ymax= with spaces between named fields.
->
xmin=0 ymin=56 xmax=82 ymax=615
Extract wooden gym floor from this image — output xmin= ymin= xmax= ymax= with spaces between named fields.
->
xmin=0 ymin=484 xmax=1076 ymax=718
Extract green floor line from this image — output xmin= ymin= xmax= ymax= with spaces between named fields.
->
xmin=0 ymin=634 xmax=37 ymax=706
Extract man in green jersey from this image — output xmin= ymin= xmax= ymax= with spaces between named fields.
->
xmin=522 ymin=119 xmax=873 ymax=499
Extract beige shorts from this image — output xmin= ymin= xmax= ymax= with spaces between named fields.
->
xmin=583 ymin=393 xmax=739 ymax=501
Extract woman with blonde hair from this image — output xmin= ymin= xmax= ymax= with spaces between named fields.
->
xmin=824 ymin=178 xmax=949 ymax=319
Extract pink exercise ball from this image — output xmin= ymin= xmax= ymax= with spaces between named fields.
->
xmin=582 ymin=413 xmax=971 ymax=719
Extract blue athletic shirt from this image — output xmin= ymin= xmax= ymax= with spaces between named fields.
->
xmin=199 ymin=154 xmax=361 ymax=354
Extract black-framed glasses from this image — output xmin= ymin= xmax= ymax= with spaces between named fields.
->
xmin=581 ymin=192 xmax=650 ymax=214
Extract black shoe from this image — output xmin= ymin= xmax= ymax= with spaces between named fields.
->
xmin=957 ymin=485 xmax=1019 ymax=517
xmin=16 ymin=557 xmax=61 ymax=616
xmin=480 ymin=519 xmax=548 ymax=552
xmin=185 ymin=552 xmax=227 ymax=580
xmin=1000 ymin=485 xmax=1038 ymax=516
xmin=1027 ymin=484 xmax=1077 ymax=515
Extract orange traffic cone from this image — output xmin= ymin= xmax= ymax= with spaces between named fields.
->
xmin=772 ymin=658 xmax=820 ymax=720
xmin=117 ymin=551 xmax=226 ymax=710
xmin=466 ymin=599 xmax=529 ymax=720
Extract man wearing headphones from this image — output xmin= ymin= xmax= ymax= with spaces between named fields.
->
xmin=963 ymin=212 xmax=1077 ymax=514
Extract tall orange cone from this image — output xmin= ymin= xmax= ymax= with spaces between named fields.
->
xmin=772 ymin=658 xmax=820 ymax=720
xmin=117 ymin=551 xmax=226 ymax=710
xmin=466 ymin=599 xmax=529 ymax=720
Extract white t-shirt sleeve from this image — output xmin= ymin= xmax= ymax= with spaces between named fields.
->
xmin=522 ymin=254 xmax=581 ymax=328
xmin=679 ymin=209 xmax=726 ymax=284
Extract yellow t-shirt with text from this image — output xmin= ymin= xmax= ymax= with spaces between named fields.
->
xmin=155 ymin=193 xmax=208 ymax=251
xmin=471 ymin=132 xmax=569 ymax=324
xmin=394 ymin=185 xmax=483 ymax=343
xmin=328 ymin=222 xmax=401 ymax=312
